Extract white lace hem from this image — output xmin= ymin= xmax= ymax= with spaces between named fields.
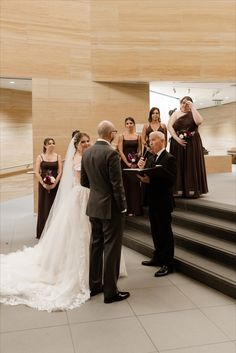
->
xmin=0 ymin=290 xmax=90 ymax=312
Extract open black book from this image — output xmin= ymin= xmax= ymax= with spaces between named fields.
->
xmin=123 ymin=165 xmax=172 ymax=178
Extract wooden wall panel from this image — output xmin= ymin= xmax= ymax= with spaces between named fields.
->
xmin=0 ymin=0 xmax=91 ymax=79
xmin=0 ymin=88 xmax=32 ymax=169
xmin=32 ymin=79 xmax=148 ymax=210
xmin=91 ymin=82 xmax=149 ymax=139
xmin=91 ymin=0 xmax=236 ymax=82
xmin=199 ymin=102 xmax=236 ymax=155
xmin=32 ymin=80 xmax=149 ymax=157
xmin=1 ymin=0 xmax=234 ymax=205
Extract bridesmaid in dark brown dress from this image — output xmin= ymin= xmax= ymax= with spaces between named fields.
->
xmin=141 ymin=107 xmax=167 ymax=150
xmin=141 ymin=107 xmax=168 ymax=206
xmin=168 ymin=96 xmax=208 ymax=198
xmin=35 ymin=138 xmax=63 ymax=238
xmin=118 ymin=117 xmax=142 ymax=216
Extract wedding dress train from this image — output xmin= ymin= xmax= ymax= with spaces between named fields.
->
xmin=0 ymin=153 xmax=127 ymax=312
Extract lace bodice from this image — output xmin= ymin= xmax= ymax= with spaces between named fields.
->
xmin=73 ymin=158 xmax=81 ymax=185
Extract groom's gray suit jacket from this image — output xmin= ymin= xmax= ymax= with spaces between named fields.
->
xmin=80 ymin=141 xmax=127 ymax=219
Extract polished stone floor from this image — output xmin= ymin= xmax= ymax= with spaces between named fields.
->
xmin=0 ymin=166 xmax=236 ymax=352
xmin=201 ymin=165 xmax=236 ymax=206
xmin=0 ymin=191 xmax=236 ymax=353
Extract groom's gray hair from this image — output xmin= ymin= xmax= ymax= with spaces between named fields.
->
xmin=97 ymin=120 xmax=115 ymax=139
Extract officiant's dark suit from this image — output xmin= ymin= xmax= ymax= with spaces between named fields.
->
xmin=139 ymin=131 xmax=176 ymax=276
xmin=81 ymin=122 xmax=128 ymax=302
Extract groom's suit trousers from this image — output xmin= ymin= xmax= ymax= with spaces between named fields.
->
xmin=89 ymin=207 xmax=125 ymax=298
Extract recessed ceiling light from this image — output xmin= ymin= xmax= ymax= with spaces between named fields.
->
xmin=199 ymin=102 xmax=203 ymax=105
xmin=224 ymin=96 xmax=229 ymax=99
xmin=9 ymin=81 xmax=15 ymax=84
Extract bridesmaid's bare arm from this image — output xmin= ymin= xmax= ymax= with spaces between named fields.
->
xmin=167 ymin=112 xmax=187 ymax=147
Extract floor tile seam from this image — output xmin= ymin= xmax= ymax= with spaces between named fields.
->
xmin=3 ymin=221 xmax=16 ymax=247
xmin=0 ymin=322 xmax=69 ymax=335
xmin=166 ymin=278 xmax=235 ymax=308
xmin=122 ymin=290 xmax=201 ymax=316
xmin=68 ymin=314 xmax=137 ymax=327
xmin=134 ymin=313 xmax=161 ymax=353
xmin=159 ymin=339 xmax=234 ymax=352
xmin=198 ymin=304 xmax=236 ymax=340
xmin=126 ymin=293 xmax=140 ymax=318
xmin=132 ymin=305 xmax=208 ymax=317
xmin=158 ymin=276 xmax=199 ymax=309
xmin=66 ymin=311 xmax=77 ymax=353
xmin=136 ymin=307 xmax=211 ymax=319
xmin=125 ymin=283 xmax=180 ymax=291
xmin=204 ymin=303 xmax=236 ymax=308
xmin=192 ymin=302 xmax=235 ymax=309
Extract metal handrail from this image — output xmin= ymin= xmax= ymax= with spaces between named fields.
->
xmin=0 ymin=162 xmax=33 ymax=171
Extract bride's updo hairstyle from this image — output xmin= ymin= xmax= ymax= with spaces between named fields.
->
xmin=73 ymin=131 xmax=90 ymax=149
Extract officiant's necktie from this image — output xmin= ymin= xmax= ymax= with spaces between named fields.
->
xmin=151 ymin=154 xmax=158 ymax=167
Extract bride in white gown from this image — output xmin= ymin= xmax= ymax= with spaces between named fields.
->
xmin=0 ymin=132 xmax=127 ymax=312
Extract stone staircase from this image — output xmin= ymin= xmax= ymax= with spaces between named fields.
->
xmin=123 ymin=198 xmax=236 ymax=298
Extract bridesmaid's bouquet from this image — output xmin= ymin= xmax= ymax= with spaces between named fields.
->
xmin=178 ymin=129 xmax=194 ymax=142
xmin=127 ymin=152 xmax=139 ymax=167
xmin=43 ymin=170 xmax=56 ymax=193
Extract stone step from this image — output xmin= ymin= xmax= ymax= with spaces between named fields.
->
xmin=126 ymin=211 xmax=236 ymax=243
xmin=173 ymin=209 xmax=236 ymax=242
xmin=175 ymin=198 xmax=236 ymax=222
xmin=173 ymin=224 xmax=236 ymax=266
xmin=123 ymin=227 xmax=236 ymax=298
xmin=174 ymin=247 xmax=236 ymax=299
xmin=124 ymin=224 xmax=236 ymax=265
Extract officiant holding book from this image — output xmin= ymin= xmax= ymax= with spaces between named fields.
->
xmin=137 ymin=131 xmax=177 ymax=277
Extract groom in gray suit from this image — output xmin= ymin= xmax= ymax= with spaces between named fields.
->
xmin=81 ymin=120 xmax=130 ymax=303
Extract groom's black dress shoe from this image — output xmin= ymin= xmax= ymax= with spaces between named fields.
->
xmin=142 ymin=259 xmax=160 ymax=267
xmin=154 ymin=265 xmax=173 ymax=277
xmin=90 ymin=287 xmax=103 ymax=297
xmin=104 ymin=291 xmax=130 ymax=304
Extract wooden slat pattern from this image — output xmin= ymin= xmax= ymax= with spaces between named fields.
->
xmin=0 ymin=88 xmax=32 ymax=169
xmin=0 ymin=0 xmax=235 ymax=206
xmin=91 ymin=0 xmax=236 ymax=81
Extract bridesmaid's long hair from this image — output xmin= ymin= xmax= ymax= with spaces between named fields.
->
xmin=148 ymin=107 xmax=161 ymax=122
xmin=125 ymin=117 xmax=136 ymax=125
xmin=43 ymin=138 xmax=55 ymax=153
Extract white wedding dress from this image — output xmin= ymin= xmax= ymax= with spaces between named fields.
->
xmin=0 ymin=145 xmax=127 ymax=312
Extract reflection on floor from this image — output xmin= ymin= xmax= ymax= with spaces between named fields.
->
xmin=0 ymin=194 xmax=236 ymax=353
xmin=0 ymin=173 xmax=33 ymax=202
xmin=201 ymin=165 xmax=236 ymax=206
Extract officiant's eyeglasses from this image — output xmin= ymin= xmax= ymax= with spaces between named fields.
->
xmin=111 ymin=130 xmax=118 ymax=133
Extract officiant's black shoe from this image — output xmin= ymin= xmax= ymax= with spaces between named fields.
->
xmin=142 ymin=259 xmax=159 ymax=267
xmin=90 ymin=287 xmax=103 ymax=297
xmin=154 ymin=265 xmax=173 ymax=277
xmin=104 ymin=291 xmax=130 ymax=304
